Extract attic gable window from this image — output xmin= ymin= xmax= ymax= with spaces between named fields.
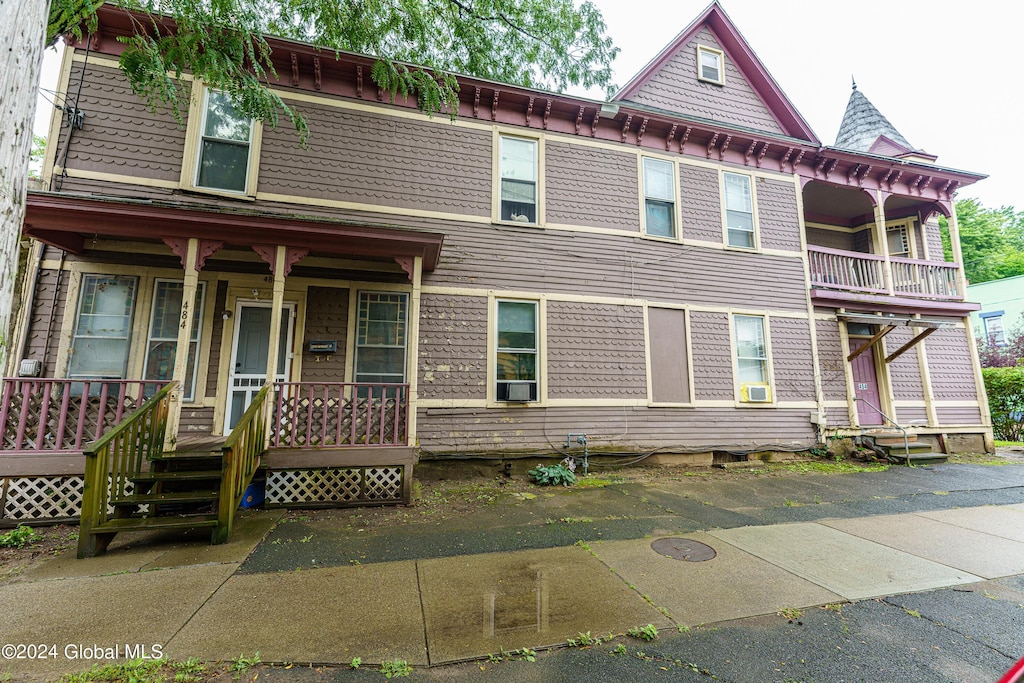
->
xmin=697 ymin=45 xmax=725 ymax=85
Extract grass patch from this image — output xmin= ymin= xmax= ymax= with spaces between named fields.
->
xmin=948 ymin=453 xmax=1018 ymax=466
xmin=774 ymin=461 xmax=888 ymax=475
xmin=995 ymin=440 xmax=1024 ymax=447
xmin=0 ymin=525 xmax=43 ymax=548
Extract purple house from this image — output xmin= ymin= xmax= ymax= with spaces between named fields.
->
xmin=2 ymin=3 xmax=989 ymax=550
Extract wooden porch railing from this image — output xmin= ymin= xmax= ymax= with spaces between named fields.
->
xmin=808 ymin=246 xmax=963 ymax=300
xmin=214 ymin=383 xmax=271 ymax=544
xmin=77 ymin=382 xmax=175 ymax=558
xmin=807 ymin=246 xmax=887 ymax=294
xmin=272 ymin=382 xmax=409 ymax=448
xmin=0 ymin=379 xmax=165 ymax=453
xmin=890 ymin=256 xmax=961 ymax=300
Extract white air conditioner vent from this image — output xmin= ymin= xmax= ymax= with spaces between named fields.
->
xmin=504 ymin=381 xmax=533 ymax=402
xmin=747 ymin=385 xmax=769 ymax=402
xmin=18 ymin=359 xmax=42 ymax=377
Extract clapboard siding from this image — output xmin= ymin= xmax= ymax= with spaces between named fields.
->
xmin=179 ymin=407 xmax=215 ymax=435
xmin=936 ymin=406 xmax=983 ymax=425
xmin=680 ymin=165 xmax=722 ymax=243
xmin=690 ymin=311 xmax=734 ymax=400
xmin=758 ymin=179 xmax=801 ymax=252
xmin=204 ymin=281 xmax=228 ymax=399
xmin=427 ymin=223 xmax=810 ymax=309
xmin=417 ymin=294 xmax=488 ymax=401
xmin=886 ymin=327 xmax=924 ymax=401
xmin=60 ymin=64 xmax=187 ymax=183
xmin=925 ymin=328 xmax=979 ymax=401
xmin=816 ymin=319 xmax=848 ymax=402
xmin=416 ymin=406 xmax=816 ymax=452
xmin=807 ymin=227 xmax=855 ymax=251
xmin=299 ymin=287 xmax=349 ymax=383
xmin=546 ymin=143 xmax=639 ymax=231
xmin=826 ymin=407 xmax=851 ymax=428
xmin=22 ymin=267 xmax=67 ymax=378
xmin=626 ymin=28 xmax=785 ymax=135
xmin=259 ymin=102 xmax=493 ymax=217
xmin=771 ymin=317 xmax=814 ymax=401
xmin=547 ymin=302 xmax=646 ymax=399
xmin=896 ymin=406 xmax=928 ymax=425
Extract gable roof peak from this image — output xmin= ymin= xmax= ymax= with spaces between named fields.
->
xmin=612 ymin=1 xmax=818 ymax=143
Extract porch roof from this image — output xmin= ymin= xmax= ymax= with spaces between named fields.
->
xmin=23 ymin=192 xmax=445 ymax=272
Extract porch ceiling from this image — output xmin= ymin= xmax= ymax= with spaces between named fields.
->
xmin=23 ymin=192 xmax=444 ymax=271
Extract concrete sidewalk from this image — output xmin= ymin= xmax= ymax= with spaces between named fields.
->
xmin=2 ymin=466 xmax=1024 ymax=681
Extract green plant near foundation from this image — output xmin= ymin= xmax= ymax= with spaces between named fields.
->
xmin=627 ymin=624 xmax=659 ymax=641
xmin=0 ymin=524 xmax=42 ymax=548
xmin=529 ymin=464 xmax=576 ymax=486
xmin=381 ymin=659 xmax=412 ymax=678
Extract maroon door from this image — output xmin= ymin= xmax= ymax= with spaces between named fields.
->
xmin=850 ymin=339 xmax=884 ymax=426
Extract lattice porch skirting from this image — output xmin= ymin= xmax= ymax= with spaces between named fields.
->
xmin=265 ymin=467 xmax=405 ymax=507
xmin=0 ymin=476 xmax=145 ymax=525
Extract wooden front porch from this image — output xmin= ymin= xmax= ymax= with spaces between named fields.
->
xmin=0 ymin=378 xmax=414 ymax=540
xmin=808 ymin=246 xmax=962 ymax=301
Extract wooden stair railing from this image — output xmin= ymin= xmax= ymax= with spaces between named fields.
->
xmin=78 ymin=382 xmax=181 ymax=558
xmin=214 ymin=383 xmax=271 ymax=544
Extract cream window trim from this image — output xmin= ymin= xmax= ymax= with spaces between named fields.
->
xmin=492 ymin=129 xmax=545 ymax=227
xmin=696 ymin=45 xmax=725 ymax=85
xmin=180 ymin=81 xmax=263 ymax=198
xmin=721 ymin=170 xmax=760 ymax=252
xmin=487 ymin=294 xmax=547 ymax=408
xmin=638 ymin=155 xmax=682 ymax=241
xmin=885 ymin=218 xmax=917 ymax=259
xmin=729 ymin=313 xmax=776 ymax=405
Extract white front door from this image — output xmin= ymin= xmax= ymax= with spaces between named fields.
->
xmin=225 ymin=302 xmax=295 ymax=432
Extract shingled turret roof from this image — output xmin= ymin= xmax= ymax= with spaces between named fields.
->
xmin=835 ymin=81 xmax=934 ymax=160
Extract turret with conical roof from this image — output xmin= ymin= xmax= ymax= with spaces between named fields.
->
xmin=835 ymin=79 xmax=936 ymax=162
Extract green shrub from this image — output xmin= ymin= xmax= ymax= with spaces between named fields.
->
xmin=983 ymin=366 xmax=1024 ymax=441
xmin=529 ymin=464 xmax=576 ymax=486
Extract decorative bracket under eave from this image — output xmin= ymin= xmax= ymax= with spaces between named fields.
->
xmin=163 ymin=238 xmax=223 ymax=271
xmin=394 ymin=256 xmax=416 ymax=281
xmin=253 ymin=245 xmax=309 ymax=277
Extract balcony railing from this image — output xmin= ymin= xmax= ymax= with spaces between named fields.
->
xmin=0 ymin=379 xmax=166 ymax=453
xmin=272 ymin=382 xmax=409 ymax=448
xmin=808 ymin=246 xmax=962 ymax=300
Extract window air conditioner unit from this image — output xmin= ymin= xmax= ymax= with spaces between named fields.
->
xmin=746 ymin=384 xmax=770 ymax=403
xmin=504 ymin=381 xmax=533 ymax=402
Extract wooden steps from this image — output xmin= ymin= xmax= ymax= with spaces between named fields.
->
xmin=92 ymin=514 xmax=220 ymax=533
xmin=111 ymin=490 xmax=220 ymax=507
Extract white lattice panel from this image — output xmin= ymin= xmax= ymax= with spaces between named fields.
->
xmin=266 ymin=468 xmax=362 ymax=505
xmin=0 ymin=477 xmax=145 ymax=522
xmin=365 ymin=467 xmax=402 ymax=500
xmin=2 ymin=476 xmax=83 ymax=520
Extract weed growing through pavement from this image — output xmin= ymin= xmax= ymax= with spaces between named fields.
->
xmin=349 ymin=657 xmax=361 ymax=669
xmin=778 ymin=607 xmax=803 ymax=620
xmin=230 ymin=652 xmax=261 ymax=675
xmin=381 ymin=659 xmax=412 ymax=677
xmin=627 ymin=624 xmax=659 ymax=641
xmin=904 ymin=609 xmax=921 ymax=618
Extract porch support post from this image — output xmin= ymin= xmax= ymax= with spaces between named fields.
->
xmin=874 ymin=190 xmax=893 ymax=295
xmin=946 ymin=205 xmax=969 ymax=298
xmin=914 ymin=319 xmax=938 ymax=428
xmin=265 ymin=245 xmax=288 ymax=387
xmin=164 ymin=238 xmax=200 ymax=451
xmin=406 ymin=256 xmax=423 ymax=447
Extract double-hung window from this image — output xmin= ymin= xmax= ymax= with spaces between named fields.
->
xmin=143 ymin=280 xmax=206 ymax=401
xmin=697 ymin=45 xmax=725 ymax=85
xmin=983 ymin=314 xmax=1005 ymax=346
xmin=195 ymin=89 xmax=254 ymax=194
xmin=724 ymin=172 xmax=755 ymax=248
xmin=355 ymin=292 xmax=408 ymax=384
xmin=499 ymin=136 xmax=538 ymax=223
xmin=68 ymin=275 xmax=138 ymax=380
xmin=643 ymin=157 xmax=676 ymax=238
xmin=734 ymin=314 xmax=771 ymax=402
xmin=495 ymin=300 xmax=539 ymax=402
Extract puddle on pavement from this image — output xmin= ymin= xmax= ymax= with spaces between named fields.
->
xmin=417 ymin=546 xmax=668 ymax=663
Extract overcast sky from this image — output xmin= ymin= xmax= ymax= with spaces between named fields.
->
xmin=35 ymin=0 xmax=1018 ymax=210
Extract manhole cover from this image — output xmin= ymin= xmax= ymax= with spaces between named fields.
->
xmin=651 ymin=537 xmax=716 ymax=562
